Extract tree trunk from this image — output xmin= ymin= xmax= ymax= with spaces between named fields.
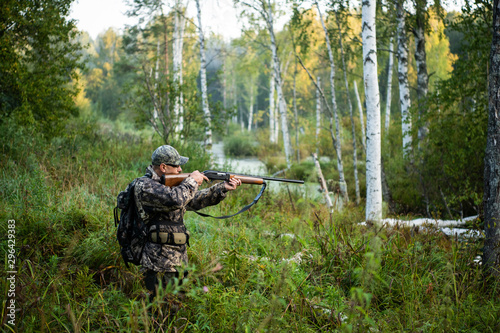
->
xmin=195 ymin=0 xmax=212 ymax=147
xmin=269 ymin=66 xmax=276 ymax=143
xmin=336 ymin=12 xmax=360 ymax=205
xmin=313 ymin=153 xmax=334 ymax=214
xmin=316 ymin=1 xmax=348 ymax=203
xmin=414 ymin=2 xmax=429 ymax=144
xmin=296 ymin=56 xmax=340 ymax=178
xmin=233 ymin=75 xmax=238 ymax=124
xmin=354 ymin=80 xmax=366 ymax=153
xmin=173 ymin=1 xmax=185 ymax=137
xmin=293 ymin=60 xmax=300 ymax=162
xmin=248 ymin=83 xmax=254 ymax=131
xmin=483 ymin=0 xmax=500 ymax=275
xmin=397 ymin=0 xmax=412 ymax=157
xmin=316 ymin=76 xmax=321 ymax=155
xmin=266 ymin=0 xmax=292 ymax=168
xmin=385 ymin=38 xmax=394 ymax=135
xmin=362 ymin=0 xmax=383 ymax=223
xmin=154 ymin=40 xmax=160 ymax=121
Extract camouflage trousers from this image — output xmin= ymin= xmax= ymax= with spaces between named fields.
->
xmin=144 ymin=269 xmax=188 ymax=302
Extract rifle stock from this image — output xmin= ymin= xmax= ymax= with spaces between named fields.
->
xmin=162 ymin=174 xmax=192 ymax=187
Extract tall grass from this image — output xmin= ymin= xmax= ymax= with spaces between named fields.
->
xmin=1 ymin=118 xmax=499 ymax=332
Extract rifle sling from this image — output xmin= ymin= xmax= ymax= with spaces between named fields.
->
xmin=194 ymin=182 xmax=267 ymax=219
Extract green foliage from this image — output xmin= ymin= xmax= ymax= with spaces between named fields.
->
xmin=398 ymin=1 xmax=492 ymax=217
xmin=0 ymin=0 xmax=83 ymax=137
xmin=1 ymin=118 xmax=499 ymax=331
xmin=222 ymin=131 xmax=257 ymax=158
xmin=0 ymin=0 xmax=498 ymax=329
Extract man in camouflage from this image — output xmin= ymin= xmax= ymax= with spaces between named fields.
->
xmin=134 ymin=145 xmax=241 ymax=301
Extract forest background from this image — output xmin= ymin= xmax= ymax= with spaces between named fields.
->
xmin=1 ymin=0 xmax=499 ymax=332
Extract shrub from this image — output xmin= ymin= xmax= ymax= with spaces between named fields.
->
xmin=223 ymin=131 xmax=256 ymax=158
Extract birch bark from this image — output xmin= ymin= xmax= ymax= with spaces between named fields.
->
xmin=483 ymin=0 xmax=500 ymax=274
xmin=336 ymin=13 xmax=360 ymax=205
xmin=266 ymin=1 xmax=292 ymax=168
xmin=316 ymin=2 xmax=348 ymax=202
xmin=362 ymin=0 xmax=383 ymax=223
xmin=313 ymin=153 xmax=334 ymax=214
xmin=385 ymin=38 xmax=394 ymax=134
xmin=414 ymin=2 xmax=429 ymax=143
xmin=269 ymin=68 xmax=276 ymax=143
xmin=316 ymin=77 xmax=321 ymax=155
xmin=248 ymin=83 xmax=254 ymax=131
xmin=354 ymin=80 xmax=366 ymax=153
xmin=173 ymin=0 xmax=186 ymax=137
xmin=195 ymin=0 xmax=212 ymax=147
xmin=397 ymin=0 xmax=412 ymax=157
xmin=293 ymin=60 xmax=300 ymax=162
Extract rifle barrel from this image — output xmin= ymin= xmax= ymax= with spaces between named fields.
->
xmin=229 ymin=171 xmax=304 ymax=184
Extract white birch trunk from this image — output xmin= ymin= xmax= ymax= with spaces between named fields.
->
xmin=248 ymin=83 xmax=254 ymax=131
xmin=240 ymin=104 xmax=244 ymax=131
xmin=269 ymin=69 xmax=276 ymax=142
xmin=293 ymin=62 xmax=299 ymax=162
xmin=362 ymin=0 xmax=383 ymax=223
xmin=354 ymin=80 xmax=366 ymax=153
xmin=153 ymin=40 xmax=160 ymax=120
xmin=316 ymin=1 xmax=348 ymax=202
xmin=313 ymin=153 xmax=334 ymax=214
xmin=195 ymin=0 xmax=212 ymax=147
xmin=396 ymin=0 xmax=412 ymax=157
xmin=223 ymin=59 xmax=227 ymax=110
xmin=266 ymin=1 xmax=292 ymax=168
xmin=385 ymin=38 xmax=394 ymax=135
xmin=173 ymin=1 xmax=186 ymax=137
xmin=316 ymin=77 xmax=321 ymax=155
xmin=232 ymin=75 xmax=238 ymax=123
xmin=336 ymin=12 xmax=360 ymax=205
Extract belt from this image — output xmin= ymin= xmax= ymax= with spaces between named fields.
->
xmin=150 ymin=231 xmax=190 ymax=246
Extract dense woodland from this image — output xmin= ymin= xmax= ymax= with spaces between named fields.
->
xmin=1 ymin=0 xmax=500 ymax=331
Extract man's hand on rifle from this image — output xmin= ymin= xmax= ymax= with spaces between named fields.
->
xmin=189 ymin=170 xmax=209 ymax=186
xmin=224 ymin=177 xmax=242 ymax=191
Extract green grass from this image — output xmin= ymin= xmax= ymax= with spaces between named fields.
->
xmin=1 ymin=118 xmax=499 ymax=332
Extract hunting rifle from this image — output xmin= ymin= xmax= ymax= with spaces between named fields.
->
xmin=162 ymin=170 xmax=304 ymax=187
xmin=160 ymin=170 xmax=304 ymax=219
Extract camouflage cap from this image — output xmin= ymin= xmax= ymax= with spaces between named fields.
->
xmin=151 ymin=145 xmax=189 ymax=166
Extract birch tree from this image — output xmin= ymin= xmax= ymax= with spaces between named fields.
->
xmin=315 ymin=1 xmax=348 ymax=203
xmin=385 ymin=38 xmax=394 ymax=134
xmin=239 ymin=0 xmax=293 ymax=168
xmin=173 ymin=0 xmax=186 ymax=137
xmin=248 ymin=84 xmax=255 ymax=130
xmin=483 ymin=0 xmax=500 ymax=275
xmin=336 ymin=11 xmax=360 ymax=205
xmin=195 ymin=0 xmax=213 ymax=147
xmin=293 ymin=60 xmax=300 ymax=161
xmin=316 ymin=77 xmax=321 ymax=154
xmin=362 ymin=0 xmax=383 ymax=222
xmin=396 ymin=0 xmax=412 ymax=157
xmin=354 ymin=80 xmax=366 ymax=153
xmin=269 ymin=69 xmax=277 ymax=142
xmin=124 ymin=0 xmax=180 ymax=143
xmin=412 ymin=0 xmax=432 ymax=143
xmin=235 ymin=36 xmax=260 ymax=131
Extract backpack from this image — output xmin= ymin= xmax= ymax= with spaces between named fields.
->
xmin=114 ymin=179 xmax=147 ymax=268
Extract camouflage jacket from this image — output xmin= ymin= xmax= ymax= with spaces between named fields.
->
xmin=134 ymin=166 xmax=228 ymax=272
